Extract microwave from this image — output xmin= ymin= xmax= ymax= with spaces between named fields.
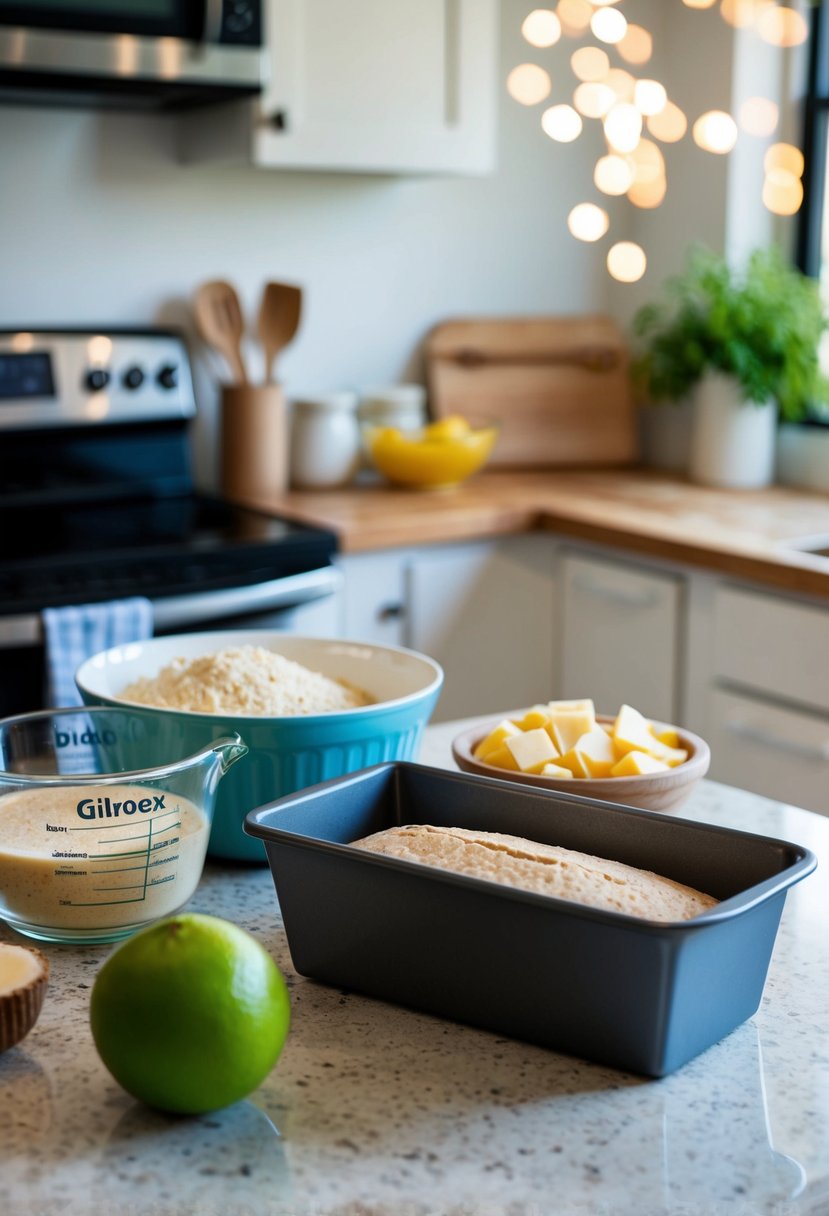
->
xmin=0 ymin=0 xmax=265 ymax=110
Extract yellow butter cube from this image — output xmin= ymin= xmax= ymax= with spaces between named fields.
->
xmin=573 ymin=727 xmax=617 ymax=778
xmin=611 ymin=750 xmax=671 ymax=777
xmin=482 ymin=743 xmax=520 ymax=771
xmin=505 ymin=727 xmax=559 ymax=774
xmin=612 ymin=703 xmax=659 ymax=757
xmin=541 ymin=762 xmax=575 ymax=779
xmin=549 ymin=707 xmax=598 ymax=753
xmin=555 ymin=748 xmax=590 ymax=778
xmin=474 ymin=719 xmax=521 ymax=760
xmin=512 ymin=707 xmax=552 ymax=732
xmin=547 ymin=698 xmax=596 ymax=716
xmin=647 ymin=738 xmax=688 ymax=767
xmin=653 ymin=726 xmax=680 ymax=749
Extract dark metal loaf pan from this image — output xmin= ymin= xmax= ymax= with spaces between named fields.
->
xmin=244 ymin=762 xmax=816 ymax=1077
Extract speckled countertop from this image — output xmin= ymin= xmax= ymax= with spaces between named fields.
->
xmin=2 ymin=719 xmax=829 ymax=1216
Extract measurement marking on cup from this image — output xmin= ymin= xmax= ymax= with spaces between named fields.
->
xmin=57 ymin=805 xmax=189 ymax=909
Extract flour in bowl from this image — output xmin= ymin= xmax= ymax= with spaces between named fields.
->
xmin=119 ymin=645 xmax=375 ymax=715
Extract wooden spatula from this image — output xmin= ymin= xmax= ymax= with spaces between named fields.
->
xmin=257 ymin=281 xmax=302 ymax=385
xmin=193 ymin=279 xmax=248 ymax=384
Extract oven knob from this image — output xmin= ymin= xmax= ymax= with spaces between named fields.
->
xmin=157 ymin=364 xmax=178 ymax=390
xmin=84 ymin=368 xmax=110 ymax=393
xmin=122 ymin=365 xmax=145 ymax=390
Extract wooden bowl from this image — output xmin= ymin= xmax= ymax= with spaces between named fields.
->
xmin=451 ymin=714 xmax=711 ymax=815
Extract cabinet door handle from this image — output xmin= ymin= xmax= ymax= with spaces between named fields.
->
xmin=723 ymin=717 xmax=829 ymax=763
xmin=571 ymin=576 xmax=661 ymax=610
xmin=377 ymin=603 xmax=406 ymax=622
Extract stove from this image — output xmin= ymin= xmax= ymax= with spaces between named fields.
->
xmin=0 ymin=328 xmax=340 ymax=712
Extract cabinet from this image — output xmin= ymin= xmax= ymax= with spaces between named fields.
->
xmin=179 ymin=0 xmax=498 ymax=175
xmin=338 ymin=535 xmax=556 ymax=722
xmin=558 ymin=550 xmax=682 ymax=724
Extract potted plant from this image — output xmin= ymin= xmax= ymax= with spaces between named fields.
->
xmin=632 ymin=244 xmax=829 ymax=487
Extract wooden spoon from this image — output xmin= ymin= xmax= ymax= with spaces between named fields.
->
xmin=258 ymin=281 xmax=302 ymax=385
xmin=193 ymin=280 xmax=248 ymax=384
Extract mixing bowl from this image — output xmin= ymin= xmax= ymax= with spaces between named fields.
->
xmin=76 ymin=631 xmax=444 ymax=862
xmin=0 ymin=706 xmax=246 ymax=944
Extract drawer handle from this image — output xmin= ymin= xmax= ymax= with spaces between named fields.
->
xmin=377 ymin=603 xmax=406 ymax=622
xmin=571 ymin=576 xmax=661 ymax=610
xmin=723 ymin=718 xmax=829 ymax=763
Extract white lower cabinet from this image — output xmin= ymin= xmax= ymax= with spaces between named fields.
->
xmin=338 ymin=533 xmax=829 ymax=814
xmin=558 ymin=550 xmax=681 ymax=724
xmin=707 ymin=688 xmax=829 ymax=815
xmin=338 ymin=535 xmax=556 ymax=722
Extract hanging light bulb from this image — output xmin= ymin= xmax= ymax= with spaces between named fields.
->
xmin=604 ymin=103 xmax=643 ymax=153
xmin=591 ymin=7 xmax=628 ymax=44
xmin=556 ymin=0 xmax=593 ymax=36
xmin=762 ymin=170 xmax=804 ymax=215
xmin=571 ymin=46 xmax=610 ymax=83
xmin=541 ymin=103 xmax=583 ymax=142
xmin=567 ymin=203 xmax=610 ymax=241
xmin=756 ymin=6 xmax=808 ymax=47
xmin=607 ymin=242 xmax=647 ymax=282
xmin=738 ymin=97 xmax=779 ymax=137
xmin=616 ymin=24 xmax=653 ymax=65
xmin=634 ymin=80 xmax=668 ymax=117
xmin=574 ymin=82 xmax=616 ymax=118
xmin=522 ymin=9 xmax=563 ymax=48
xmin=693 ymin=110 xmax=738 ymax=153
xmin=764 ymin=142 xmax=805 ymax=177
xmin=506 ymin=63 xmax=552 ymax=106
xmin=647 ymin=100 xmax=688 ymax=142
xmin=594 ymin=154 xmax=635 ymax=195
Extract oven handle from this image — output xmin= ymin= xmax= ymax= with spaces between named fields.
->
xmin=0 ymin=565 xmax=343 ymax=648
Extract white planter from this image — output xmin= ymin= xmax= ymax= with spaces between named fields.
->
xmin=688 ymin=372 xmax=777 ymax=489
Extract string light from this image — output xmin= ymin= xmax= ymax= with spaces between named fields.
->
xmin=508 ymin=0 xmax=807 ymax=283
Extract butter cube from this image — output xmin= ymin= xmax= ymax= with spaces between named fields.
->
xmin=612 ymin=703 xmax=659 ymax=757
xmin=482 ymin=743 xmax=520 ymax=771
xmin=512 ymin=707 xmax=552 ymax=732
xmin=573 ymin=727 xmax=617 ymax=778
xmin=549 ymin=706 xmax=598 ymax=753
xmin=541 ymin=762 xmax=575 ymax=779
xmin=611 ymin=750 xmax=670 ymax=777
xmin=474 ymin=719 xmax=520 ymax=760
xmin=505 ymin=727 xmax=559 ymax=774
xmin=646 ymin=738 xmax=689 ymax=767
xmin=555 ymin=748 xmax=590 ymax=778
xmin=547 ymin=698 xmax=596 ymax=716
xmin=653 ymin=726 xmax=680 ymax=749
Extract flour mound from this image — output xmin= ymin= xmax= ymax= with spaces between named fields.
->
xmin=119 ymin=645 xmax=375 ymax=716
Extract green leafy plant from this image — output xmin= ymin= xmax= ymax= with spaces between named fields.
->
xmin=632 ymin=244 xmax=829 ymax=422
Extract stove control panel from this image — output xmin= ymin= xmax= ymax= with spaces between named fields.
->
xmin=0 ymin=330 xmax=197 ymax=431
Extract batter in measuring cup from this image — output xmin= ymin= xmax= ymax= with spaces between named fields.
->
xmin=0 ymin=783 xmax=210 ymax=933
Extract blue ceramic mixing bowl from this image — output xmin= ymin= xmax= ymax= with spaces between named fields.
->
xmin=75 ymin=631 xmax=444 ymax=862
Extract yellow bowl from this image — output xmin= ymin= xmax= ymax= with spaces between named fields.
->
xmin=363 ymin=416 xmax=499 ymax=490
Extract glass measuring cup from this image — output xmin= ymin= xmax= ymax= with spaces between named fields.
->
xmin=0 ymin=707 xmax=248 ymax=945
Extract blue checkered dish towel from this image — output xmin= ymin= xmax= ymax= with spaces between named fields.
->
xmin=42 ymin=597 xmax=154 ymax=709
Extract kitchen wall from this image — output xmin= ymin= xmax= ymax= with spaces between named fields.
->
xmin=0 ymin=0 xmax=807 ymax=490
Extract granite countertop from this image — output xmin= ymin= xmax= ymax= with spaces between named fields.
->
xmin=2 ymin=718 xmax=829 ymax=1216
xmin=242 ymin=468 xmax=829 ymax=599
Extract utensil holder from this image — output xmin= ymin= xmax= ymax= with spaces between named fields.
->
xmin=220 ymin=384 xmax=288 ymax=504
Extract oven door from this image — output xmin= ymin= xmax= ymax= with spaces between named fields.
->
xmin=0 ymin=565 xmax=343 ymax=717
xmin=0 ymin=1 xmax=207 ymax=41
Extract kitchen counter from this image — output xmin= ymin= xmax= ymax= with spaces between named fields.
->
xmin=244 ymin=468 xmax=829 ymax=599
xmin=2 ymin=717 xmax=829 ymax=1216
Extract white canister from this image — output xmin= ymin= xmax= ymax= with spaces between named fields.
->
xmin=289 ymin=391 xmax=361 ymax=490
xmin=357 ymin=383 xmax=428 ymax=432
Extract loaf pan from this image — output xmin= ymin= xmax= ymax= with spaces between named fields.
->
xmin=244 ymin=763 xmax=816 ymax=1077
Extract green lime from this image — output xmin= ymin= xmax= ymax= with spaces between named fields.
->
xmin=90 ymin=913 xmax=290 ymax=1115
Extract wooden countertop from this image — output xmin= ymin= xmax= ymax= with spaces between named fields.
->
xmin=243 ymin=467 xmax=829 ymax=600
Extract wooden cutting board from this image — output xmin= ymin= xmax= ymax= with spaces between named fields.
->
xmin=425 ymin=315 xmax=638 ymax=468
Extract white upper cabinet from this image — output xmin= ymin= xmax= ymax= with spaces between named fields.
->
xmin=179 ymin=0 xmax=498 ymax=175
